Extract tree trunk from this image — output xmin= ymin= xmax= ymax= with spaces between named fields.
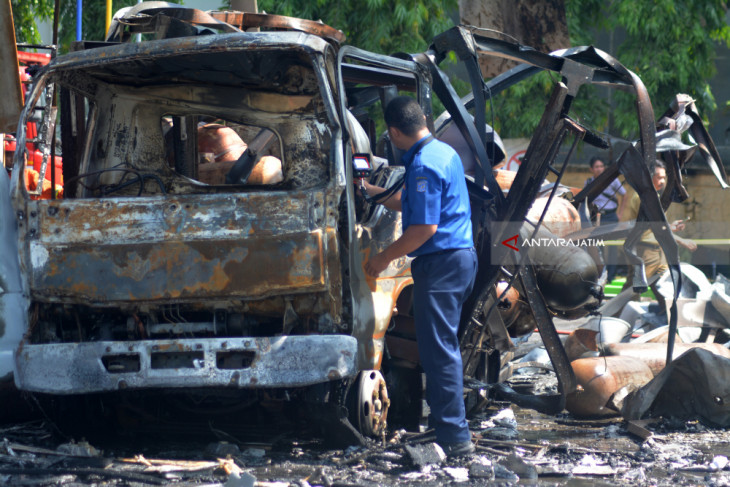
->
xmin=459 ymin=0 xmax=570 ymax=78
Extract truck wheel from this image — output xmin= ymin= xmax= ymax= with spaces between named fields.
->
xmin=347 ymin=370 xmax=389 ymax=437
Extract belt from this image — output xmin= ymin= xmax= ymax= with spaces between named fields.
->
xmin=599 ymin=208 xmax=617 ymax=215
xmin=636 ymin=242 xmax=660 ymax=250
xmin=419 ymin=247 xmax=475 ymax=257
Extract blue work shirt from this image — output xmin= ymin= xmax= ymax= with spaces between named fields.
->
xmin=401 ymin=135 xmax=473 ymax=257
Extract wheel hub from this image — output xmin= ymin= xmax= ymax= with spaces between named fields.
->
xmin=355 ymin=370 xmax=389 ymax=437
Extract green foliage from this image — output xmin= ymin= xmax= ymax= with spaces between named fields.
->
xmin=484 ymin=71 xmax=554 ymax=138
xmin=487 ymin=0 xmax=729 ymax=140
xmin=17 ymin=0 xmax=458 ymax=58
xmin=250 ymin=0 xmax=459 ymax=122
xmin=566 ymin=0 xmax=730 ymax=139
xmin=487 ymin=76 xmax=613 ymax=140
xmin=254 ymin=0 xmax=457 ymax=55
xmin=58 ymin=0 xmax=139 ymax=52
xmin=565 ymin=0 xmax=606 ymax=46
xmin=13 ymin=0 xmax=728 ymax=142
xmin=13 ymin=0 xmax=143 ymax=52
xmin=11 ymin=0 xmax=55 ymax=44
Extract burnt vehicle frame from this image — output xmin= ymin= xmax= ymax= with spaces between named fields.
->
xmin=1 ymin=3 xmax=723 ymax=435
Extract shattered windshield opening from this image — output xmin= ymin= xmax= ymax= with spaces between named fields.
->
xmin=41 ymin=48 xmax=330 ymax=199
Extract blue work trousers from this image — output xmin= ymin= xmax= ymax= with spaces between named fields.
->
xmin=411 ymin=247 xmax=477 ymax=444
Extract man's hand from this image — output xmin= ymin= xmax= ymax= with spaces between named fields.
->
xmin=355 ymin=178 xmax=370 ymax=197
xmin=677 ymin=236 xmax=698 ymax=252
xmin=354 ymin=178 xmax=402 ymax=211
xmin=365 ymin=251 xmax=391 ymax=277
xmin=363 ymin=224 xmax=437 ymax=278
xmin=671 ymin=219 xmax=686 ymax=232
xmin=359 ymin=179 xmax=375 ymax=193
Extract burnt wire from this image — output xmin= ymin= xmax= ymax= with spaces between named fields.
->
xmin=103 ymin=173 xmax=166 ymax=196
xmin=367 ymin=173 xmax=405 ymax=205
xmin=65 ymin=168 xmax=166 ymax=196
xmin=25 ymin=394 xmax=71 ymax=441
xmin=65 ymin=168 xmax=139 ymax=188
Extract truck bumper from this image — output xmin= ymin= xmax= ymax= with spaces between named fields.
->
xmin=14 ymin=335 xmax=357 ymax=394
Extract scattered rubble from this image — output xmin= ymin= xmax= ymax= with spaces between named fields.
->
xmin=403 ymin=442 xmax=445 ymax=468
xmin=498 ymin=452 xmax=538 ymax=480
xmin=2 ymin=397 xmax=730 ymax=487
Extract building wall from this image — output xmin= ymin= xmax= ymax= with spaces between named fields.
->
xmin=557 ymin=165 xmax=730 ymax=276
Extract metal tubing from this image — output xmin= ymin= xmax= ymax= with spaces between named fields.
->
xmin=106 ymin=0 xmax=112 ymax=37
xmin=76 ymin=0 xmax=82 ymax=41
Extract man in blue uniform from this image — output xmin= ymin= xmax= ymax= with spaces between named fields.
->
xmin=361 ymin=96 xmax=477 ymax=457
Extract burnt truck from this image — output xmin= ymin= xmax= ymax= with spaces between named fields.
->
xmin=1 ymin=3 xmax=722 ymax=437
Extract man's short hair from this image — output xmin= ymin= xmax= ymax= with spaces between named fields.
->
xmin=384 ymin=96 xmax=426 ymax=136
xmin=653 ymin=159 xmax=666 ymax=171
xmin=589 ymin=156 xmax=604 ymax=168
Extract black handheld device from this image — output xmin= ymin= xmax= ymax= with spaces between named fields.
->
xmin=352 ymin=153 xmax=372 ymax=179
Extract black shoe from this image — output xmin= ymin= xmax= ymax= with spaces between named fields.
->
xmin=440 ymin=440 xmax=475 ymax=458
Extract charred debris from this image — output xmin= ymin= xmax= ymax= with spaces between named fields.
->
xmin=2 ymin=2 xmax=730 ymax=454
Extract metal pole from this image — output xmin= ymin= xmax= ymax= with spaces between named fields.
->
xmin=105 ymin=0 xmax=112 ymax=37
xmin=53 ymin=0 xmax=60 ymax=45
xmin=51 ymin=0 xmax=60 ymax=199
xmin=76 ymin=0 xmax=82 ymax=41
xmin=136 ymin=0 xmax=142 ymax=42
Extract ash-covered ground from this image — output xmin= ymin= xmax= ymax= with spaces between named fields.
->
xmin=3 ymin=365 xmax=730 ymax=487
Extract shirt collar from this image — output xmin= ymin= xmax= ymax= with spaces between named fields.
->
xmin=401 ymin=134 xmax=432 ymax=166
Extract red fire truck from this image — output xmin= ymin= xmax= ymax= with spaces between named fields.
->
xmin=3 ymin=50 xmax=63 ymax=199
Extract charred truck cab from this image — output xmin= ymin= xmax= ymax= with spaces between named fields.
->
xmin=3 ymin=3 xmax=720 ymax=437
xmin=3 ymin=7 xmax=428 ymax=437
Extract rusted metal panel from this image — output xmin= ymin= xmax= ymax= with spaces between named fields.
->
xmin=324 ymin=227 xmax=343 ymax=321
xmin=349 ymin=168 xmax=414 ymax=371
xmin=14 ymin=335 xmax=357 ymax=393
xmin=0 ymin=0 xmax=22 ymax=133
xmin=22 ymin=192 xmax=330 ymax=302
xmin=603 ymin=342 xmax=730 ymax=376
xmin=30 ymin=234 xmax=325 ymax=302
xmin=27 ymin=191 xmax=323 ymax=244
xmin=208 ymin=12 xmax=346 ymax=43
xmin=49 ymin=32 xmax=332 ymax=81
xmin=567 ymin=356 xmax=654 ymax=418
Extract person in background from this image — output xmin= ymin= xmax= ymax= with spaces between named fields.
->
xmin=621 ymin=161 xmax=697 ymax=313
xmin=584 ymin=156 xmax=627 ymax=283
